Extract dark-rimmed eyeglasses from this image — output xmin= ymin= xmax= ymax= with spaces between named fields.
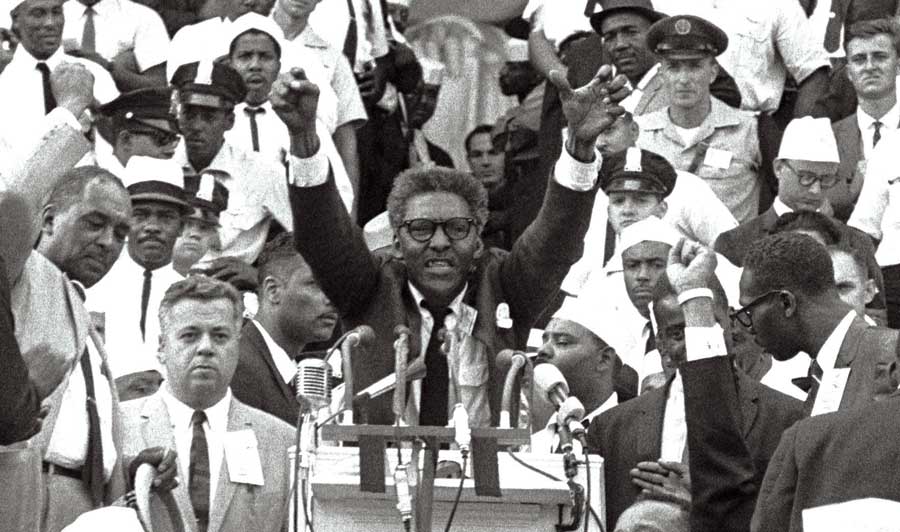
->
xmin=783 ymin=162 xmax=839 ymax=189
xmin=400 ymin=218 xmax=476 ymax=243
xmin=729 ymin=290 xmax=785 ymax=330
xmin=128 ymin=127 xmax=179 ymax=147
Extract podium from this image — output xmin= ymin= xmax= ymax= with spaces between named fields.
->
xmin=292 ymin=425 xmax=605 ymax=532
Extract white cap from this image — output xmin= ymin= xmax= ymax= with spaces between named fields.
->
xmin=110 ymin=344 xmax=164 ymax=380
xmin=61 ymin=507 xmax=145 ymax=532
xmin=226 ymin=11 xmax=286 ymax=57
xmin=803 ymin=498 xmax=900 ymax=532
xmin=122 ymin=156 xmax=185 ymax=189
xmin=419 ymin=57 xmax=445 ymax=86
xmin=552 ymin=296 xmax=617 ymax=344
xmin=777 ymin=116 xmax=840 ymax=163
xmin=363 ymin=211 xmax=393 ymax=251
xmin=506 ymin=38 xmax=529 ymax=62
xmin=387 ymin=0 xmax=411 ymax=6
xmin=618 ymin=216 xmax=681 ymax=257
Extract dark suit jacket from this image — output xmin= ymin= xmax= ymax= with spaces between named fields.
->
xmin=751 ymin=394 xmax=900 ymax=532
xmin=231 ymin=321 xmax=299 ymax=427
xmin=713 ymin=206 xmax=886 ymax=311
xmin=587 ymin=367 xmax=803 ymax=531
xmin=830 ymin=113 xmax=865 ymax=222
xmin=290 ymin=174 xmax=597 ymax=426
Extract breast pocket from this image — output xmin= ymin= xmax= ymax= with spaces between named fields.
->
xmin=453 ymin=335 xmax=491 ymax=427
xmin=732 ymin=17 xmax=771 ymax=78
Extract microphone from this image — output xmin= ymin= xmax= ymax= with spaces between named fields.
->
xmin=533 ymin=364 xmax=587 ymax=446
xmin=498 ymin=349 xmax=528 ymax=428
xmin=296 ymin=358 xmax=333 ymax=414
xmin=354 ymin=356 xmax=426 ymax=401
xmin=339 ymin=325 xmax=375 ymax=423
xmin=393 ymin=325 xmax=411 ymax=423
xmin=345 ymin=324 xmax=376 ymax=348
xmin=452 ymin=404 xmax=471 ymax=454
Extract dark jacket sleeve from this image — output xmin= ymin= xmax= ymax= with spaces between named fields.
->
xmin=750 ymin=424 xmax=800 ymax=532
xmin=682 ymin=357 xmax=758 ymax=532
xmin=0 ymin=256 xmax=41 ymax=445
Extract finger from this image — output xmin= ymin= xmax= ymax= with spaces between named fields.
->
xmin=548 ymin=69 xmax=573 ymax=99
xmin=631 ymin=469 xmax=667 ymax=484
xmin=636 ymin=461 xmax=668 ymax=474
xmin=658 ymin=460 xmax=689 ymax=475
xmin=669 ymin=237 xmax=686 ymax=267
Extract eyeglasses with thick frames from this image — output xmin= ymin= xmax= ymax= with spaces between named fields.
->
xmin=782 ymin=162 xmax=839 ymax=189
xmin=400 ymin=217 xmax=476 ymax=243
xmin=729 ymin=290 xmax=786 ymax=330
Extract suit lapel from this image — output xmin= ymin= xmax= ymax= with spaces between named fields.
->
xmin=635 ymin=74 xmax=663 ymax=115
xmin=247 ymin=323 xmax=295 ymax=405
xmin=639 ymin=387 xmax=667 ymax=459
xmin=736 ymin=372 xmax=759 ymax=438
xmin=207 ymin=399 xmax=251 ymax=532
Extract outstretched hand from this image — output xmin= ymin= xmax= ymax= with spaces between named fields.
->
xmin=666 ymin=237 xmax=718 ymax=295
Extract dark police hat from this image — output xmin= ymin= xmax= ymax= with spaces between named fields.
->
xmin=183 ymin=170 xmax=230 ymax=225
xmin=98 ymin=87 xmax=178 ymax=129
xmin=645 ymin=15 xmax=728 ymax=58
xmin=600 ymin=147 xmax=676 ymax=197
xmin=170 ymin=61 xmax=247 ymax=109
xmin=589 ymin=0 xmax=666 ymax=36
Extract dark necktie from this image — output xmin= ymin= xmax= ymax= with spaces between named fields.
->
xmin=140 ymin=269 xmax=152 ymax=341
xmin=36 ymin=62 xmax=57 ymax=114
xmin=873 ymin=120 xmax=883 ymax=148
xmin=81 ymin=4 xmax=96 ymax=54
xmin=644 ymin=321 xmax=656 ymax=354
xmin=794 ymin=358 xmax=824 ymax=394
xmin=342 ymin=0 xmax=358 ymax=67
xmin=189 ymin=410 xmax=210 ymax=532
xmin=603 ymin=220 xmax=616 ymax=266
xmin=419 ymin=302 xmax=451 ymax=427
xmin=80 ymin=347 xmax=105 ymax=507
xmin=245 ymin=106 xmax=264 ymax=152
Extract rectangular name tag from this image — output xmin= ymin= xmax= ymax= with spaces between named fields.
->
xmin=224 ymin=430 xmax=265 ymax=486
xmin=810 ymin=368 xmax=851 ymax=417
xmin=703 ymin=148 xmax=733 ymax=170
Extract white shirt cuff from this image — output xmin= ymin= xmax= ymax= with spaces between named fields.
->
xmin=685 ymin=325 xmax=728 ymax=362
xmin=287 ymin=148 xmax=330 ymax=187
xmin=553 ymin=146 xmax=601 ymax=191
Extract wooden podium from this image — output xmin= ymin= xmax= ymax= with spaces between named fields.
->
xmin=291 ymin=425 xmax=605 ymax=532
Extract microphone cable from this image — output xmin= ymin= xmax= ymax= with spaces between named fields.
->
xmin=442 ymin=450 xmax=468 ymax=532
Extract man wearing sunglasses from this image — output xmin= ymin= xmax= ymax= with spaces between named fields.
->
xmin=286 ymin=60 xmax=630 ymax=427
xmin=716 ymin=116 xmax=887 ymax=319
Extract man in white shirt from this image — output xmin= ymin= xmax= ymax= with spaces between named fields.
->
xmin=231 ymin=232 xmax=338 ymax=426
xmin=120 ymin=275 xmax=295 ymax=532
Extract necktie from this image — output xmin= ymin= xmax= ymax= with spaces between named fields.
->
xmin=644 ymin=321 xmax=656 ymax=354
xmin=795 ymin=358 xmax=824 ymax=395
xmin=420 ymin=302 xmax=451 ymax=426
xmin=81 ymin=4 xmax=96 ymax=54
xmin=80 ymin=347 xmax=105 ymax=507
xmin=342 ymin=0 xmax=358 ymax=67
xmin=873 ymin=120 xmax=883 ymax=148
xmin=36 ymin=62 xmax=57 ymax=114
xmin=245 ymin=106 xmax=264 ymax=152
xmin=189 ymin=410 xmax=210 ymax=532
xmin=140 ymin=269 xmax=152 ymax=341
xmin=603 ymin=221 xmax=616 ymax=266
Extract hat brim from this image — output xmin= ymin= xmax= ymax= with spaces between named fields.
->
xmin=590 ymin=6 xmax=666 ymax=35
xmin=179 ymin=91 xmax=234 ymax=109
xmin=131 ymin=193 xmax=191 ymax=211
xmin=603 ymin=174 xmax=669 ymax=195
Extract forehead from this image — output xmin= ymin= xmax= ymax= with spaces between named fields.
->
xmin=607 ymin=189 xmax=659 ymax=202
xmin=403 ymin=191 xmax=472 ymax=220
xmin=74 ymin=180 xmax=132 ymax=219
xmin=468 ymin=132 xmax=493 ymax=152
xmin=545 ymin=318 xmax=593 ymax=340
xmin=623 ymin=240 xmax=670 ymax=261
xmin=600 ymin=11 xmax=652 ymax=33
xmin=662 ymin=55 xmax=714 ymax=68
xmin=132 ymin=199 xmax=183 ymax=214
xmin=830 ymin=249 xmax=865 ymax=280
xmin=233 ymin=32 xmax=279 ymax=54
xmin=166 ymin=297 xmax=236 ymax=328
xmin=846 ymin=33 xmax=896 ymax=55
xmin=18 ymin=0 xmax=63 ymax=12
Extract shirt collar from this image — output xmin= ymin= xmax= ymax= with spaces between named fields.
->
xmin=407 ymin=281 xmax=468 ymax=319
xmin=584 ymin=392 xmax=619 ymax=422
xmin=251 ymin=319 xmax=296 ymax=384
xmin=161 ymin=386 xmax=232 ymax=433
xmin=857 ymin=102 xmax=900 ymax=131
xmin=772 ymin=197 xmax=793 ymax=217
xmin=12 ymin=44 xmax=64 ymax=70
xmin=815 ymin=311 xmax=857 ymax=371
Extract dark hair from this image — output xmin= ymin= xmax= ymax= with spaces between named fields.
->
xmin=45 ymin=166 xmax=127 ymax=214
xmin=256 ymin=231 xmax=307 ymax=288
xmin=652 ymin=272 xmax=729 ymax=316
xmin=229 ymin=28 xmax=282 ymax=60
xmin=557 ymin=30 xmax=592 ymax=57
xmin=387 ymin=166 xmax=490 ymax=230
xmin=464 ymin=124 xmax=494 ymax=154
xmin=845 ymin=17 xmax=900 ymax=54
xmin=771 ymin=211 xmax=841 ymax=245
xmin=743 ymin=233 xmax=835 ymax=296
xmin=159 ymin=274 xmax=244 ymax=332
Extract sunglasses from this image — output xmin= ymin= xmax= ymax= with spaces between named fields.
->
xmin=729 ymin=290 xmax=786 ymax=331
xmin=128 ymin=127 xmax=180 ymax=147
xmin=400 ymin=217 xmax=476 ymax=243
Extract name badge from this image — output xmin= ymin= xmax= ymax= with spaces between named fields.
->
xmin=810 ymin=368 xmax=851 ymax=417
xmin=224 ymin=430 xmax=265 ymax=486
xmin=703 ymin=148 xmax=733 ymax=170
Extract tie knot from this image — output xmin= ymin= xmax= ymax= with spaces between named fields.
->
xmin=809 ymin=359 xmax=824 ymax=380
xmin=422 ymin=301 xmax=450 ymax=324
xmin=245 ymin=106 xmax=265 ymax=116
xmin=36 ymin=62 xmax=50 ymax=74
xmin=191 ymin=410 xmax=207 ymax=426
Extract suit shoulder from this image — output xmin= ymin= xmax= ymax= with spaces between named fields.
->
xmin=233 ymin=398 xmax=295 ymax=442
xmin=832 ymin=113 xmax=859 ymax=133
xmin=748 ymin=378 xmax=804 ymax=421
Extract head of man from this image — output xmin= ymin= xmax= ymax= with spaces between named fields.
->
xmin=601 ymin=147 xmax=675 ymax=234
xmin=590 ymin=0 xmax=663 ymax=85
xmin=124 ymin=158 xmax=190 ymax=270
xmin=158 ymin=275 xmax=244 ymax=410
xmin=222 ymin=0 xmax=257 ymax=21
xmin=772 ymin=210 xmax=841 ymax=247
xmin=620 ymin=217 xmax=681 ymax=318
xmin=647 ymin=15 xmax=728 ymax=113
xmin=100 ymin=88 xmax=181 ymax=163
xmin=228 ymin=20 xmax=282 ymax=107
xmin=774 ymin=117 xmax=841 ymax=212
xmin=465 ymin=125 xmax=506 ymax=193
xmin=596 ymin=112 xmax=640 ymax=157
xmin=38 ymin=167 xmax=132 ymax=288
xmin=405 ymin=80 xmax=441 ymax=130
xmin=255 ymin=233 xmax=338 ymax=350
xmin=614 ymin=498 xmax=689 ymax=532
xmin=10 ymin=0 xmax=63 ymax=60
xmin=386 ymin=0 xmax=409 ymax=33
xmin=274 ymin=0 xmax=322 ymax=20
xmin=737 ymin=233 xmax=841 ymax=361
xmin=171 ymin=62 xmax=247 ymax=171
xmin=499 ymin=37 xmax=540 ymax=98
xmin=113 ymin=348 xmax=164 ymax=402
xmin=387 ymin=166 xmax=489 ymax=307
xmin=828 ymin=243 xmax=877 ymax=318
xmin=844 ymin=18 xmax=900 ymax=102
xmin=173 ymin=171 xmax=229 ymax=274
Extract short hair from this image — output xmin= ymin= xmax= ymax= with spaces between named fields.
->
xmin=45 ymin=166 xmax=127 ymax=214
xmin=387 ymin=166 xmax=490 ymax=230
xmin=844 ymin=17 xmax=900 ymax=54
xmin=652 ymin=272 xmax=729 ymax=316
xmin=557 ymin=30 xmax=592 ymax=57
xmin=464 ymin=124 xmax=494 ymax=154
xmin=229 ymin=28 xmax=282 ymax=59
xmin=742 ymin=233 xmax=835 ymax=296
xmin=158 ymin=275 xmax=244 ymax=333
xmin=827 ymin=241 xmax=869 ymax=279
xmin=771 ymin=211 xmax=841 ymax=245
xmin=256 ymin=231 xmax=306 ymax=288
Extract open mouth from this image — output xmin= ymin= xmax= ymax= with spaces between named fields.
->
xmin=424 ymin=258 xmax=455 ymax=272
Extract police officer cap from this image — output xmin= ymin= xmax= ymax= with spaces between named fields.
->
xmin=600 ymin=147 xmax=676 ymax=197
xmin=184 ymin=170 xmax=229 ymax=225
xmin=98 ymin=87 xmax=178 ymax=128
xmin=646 ymin=15 xmax=728 ymax=58
xmin=589 ymin=0 xmax=666 ymax=36
xmin=170 ymin=61 xmax=247 ymax=109
xmin=125 ymin=157 xmax=191 ymax=211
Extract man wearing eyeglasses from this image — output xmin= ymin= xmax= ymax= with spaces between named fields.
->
xmin=716 ymin=117 xmax=887 ymax=319
xmin=285 ymin=59 xmax=630 ymax=427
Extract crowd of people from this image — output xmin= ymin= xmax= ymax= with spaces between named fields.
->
xmin=2 ymin=0 xmax=900 ymax=530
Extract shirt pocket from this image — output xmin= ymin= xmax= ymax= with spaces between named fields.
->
xmin=732 ymin=16 xmax=771 ymax=77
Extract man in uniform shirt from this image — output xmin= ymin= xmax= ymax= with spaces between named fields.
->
xmin=493 ymin=37 xmax=544 ymax=183
xmin=636 ymin=15 xmax=761 ymax=223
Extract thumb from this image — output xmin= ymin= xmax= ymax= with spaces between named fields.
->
xmin=549 ymin=69 xmax=573 ymax=99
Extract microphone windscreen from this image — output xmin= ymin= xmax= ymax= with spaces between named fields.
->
xmin=533 ymin=363 xmax=568 ymax=396
xmin=296 ymin=358 xmax=332 ymax=410
xmin=496 ymin=349 xmax=527 ymax=371
xmin=354 ymin=324 xmax=376 ymax=344
xmin=394 ymin=324 xmax=411 ymax=338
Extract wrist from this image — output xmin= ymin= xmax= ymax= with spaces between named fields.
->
xmin=289 ymin=130 xmax=321 ymax=158
xmin=565 ymin=136 xmax=596 ymax=163
xmin=676 ymin=287 xmax=714 ymax=306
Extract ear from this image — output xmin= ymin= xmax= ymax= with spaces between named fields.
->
xmin=773 ymin=160 xmax=787 ymax=182
xmin=627 ymin=121 xmax=640 ymax=143
xmin=157 ymin=337 xmax=167 ymax=363
xmin=224 ymin=110 xmax=235 ymax=132
xmin=781 ymin=290 xmax=799 ymax=318
xmin=391 ymin=233 xmax=404 ymax=260
xmin=708 ymin=59 xmax=719 ymax=84
xmin=472 ymin=234 xmax=485 ymax=260
xmin=864 ymin=279 xmax=878 ymax=306
xmin=117 ymin=130 xmax=132 ymax=150
xmin=262 ymin=275 xmax=281 ymax=305
xmin=41 ymin=204 xmax=57 ymax=238
xmin=597 ymin=345 xmax=616 ymax=370
xmin=652 ymin=199 xmax=668 ymax=218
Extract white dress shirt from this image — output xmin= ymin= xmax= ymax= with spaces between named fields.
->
xmin=62 ymin=0 xmax=169 ymax=72
xmin=252 ymin=320 xmax=296 ymax=385
xmin=815 ymin=311 xmax=857 ymax=373
xmin=161 ymin=387 xmax=232 ymax=511
xmin=308 ymin=0 xmax=389 ymax=73
xmin=530 ymin=392 xmax=619 ymax=454
xmin=857 ymin=103 xmax=900 ymax=159
xmin=849 ymin=130 xmax=900 ymax=267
